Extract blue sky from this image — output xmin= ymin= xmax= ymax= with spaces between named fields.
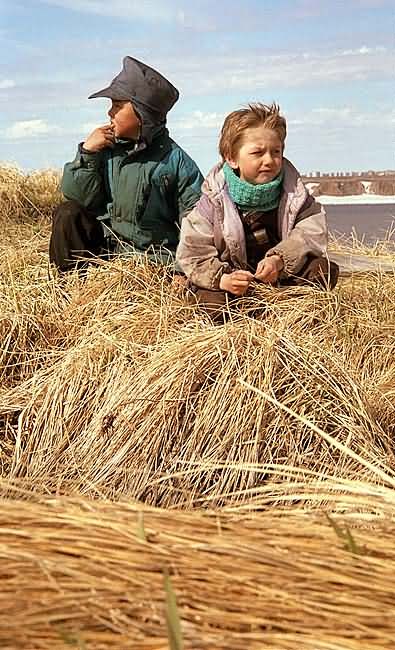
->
xmin=0 ymin=0 xmax=393 ymax=174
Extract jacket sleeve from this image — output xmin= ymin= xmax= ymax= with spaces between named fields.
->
xmin=176 ymin=199 xmax=231 ymax=289
xmin=266 ymin=198 xmax=328 ymax=277
xmin=174 ymin=149 xmax=204 ymax=223
xmin=61 ymin=144 xmax=108 ymax=212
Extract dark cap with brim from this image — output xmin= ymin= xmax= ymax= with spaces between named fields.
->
xmin=89 ymin=84 xmax=131 ymax=102
xmin=88 ymin=56 xmax=179 ymax=121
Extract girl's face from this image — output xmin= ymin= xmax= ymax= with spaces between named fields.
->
xmin=108 ymin=100 xmax=141 ymax=139
xmin=227 ymin=126 xmax=283 ymax=185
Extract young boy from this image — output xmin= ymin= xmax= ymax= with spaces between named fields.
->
xmin=50 ymin=56 xmax=204 ymax=271
xmin=176 ymin=103 xmax=339 ymax=317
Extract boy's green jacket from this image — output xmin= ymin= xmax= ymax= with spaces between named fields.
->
xmin=61 ymin=127 xmax=203 ymax=260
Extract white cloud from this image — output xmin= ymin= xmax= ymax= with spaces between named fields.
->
xmin=0 ymin=43 xmax=390 ymax=117
xmin=339 ymin=45 xmax=386 ymax=56
xmin=4 ymin=119 xmax=62 ymax=140
xmin=0 ymin=79 xmax=15 ymax=90
xmin=167 ymin=44 xmax=391 ymax=95
xmin=310 ymin=107 xmax=354 ymax=120
xmin=38 ymin=0 xmax=173 ymax=21
xmin=172 ymin=105 xmax=395 ymax=137
xmin=288 ymin=106 xmax=395 ymax=130
xmin=173 ymin=111 xmax=224 ymax=131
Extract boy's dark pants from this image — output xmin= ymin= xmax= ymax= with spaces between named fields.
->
xmin=191 ymin=256 xmax=340 ymax=321
xmin=49 ymin=200 xmax=106 ymax=271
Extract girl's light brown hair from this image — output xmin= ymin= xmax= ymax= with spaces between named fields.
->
xmin=219 ymin=102 xmax=287 ymax=161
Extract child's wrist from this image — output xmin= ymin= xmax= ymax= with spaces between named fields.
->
xmin=219 ymin=274 xmax=230 ymax=292
xmin=267 ymin=253 xmax=284 ymax=272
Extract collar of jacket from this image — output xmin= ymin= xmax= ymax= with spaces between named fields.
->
xmin=115 ymin=123 xmax=167 ymax=150
xmin=203 ymin=158 xmax=307 ymax=215
xmin=114 ymin=126 xmax=171 ymax=160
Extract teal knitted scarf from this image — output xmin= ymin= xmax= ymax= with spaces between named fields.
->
xmin=223 ymin=162 xmax=283 ymax=211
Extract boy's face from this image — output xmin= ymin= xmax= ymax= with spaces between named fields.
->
xmin=108 ymin=100 xmax=141 ymax=139
xmin=227 ymin=126 xmax=283 ymax=185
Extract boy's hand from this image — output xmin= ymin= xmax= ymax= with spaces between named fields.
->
xmin=219 ymin=270 xmax=254 ymax=296
xmin=255 ymin=255 xmax=284 ymax=284
xmin=83 ymin=125 xmax=115 ymax=152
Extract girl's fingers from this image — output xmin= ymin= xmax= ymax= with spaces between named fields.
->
xmin=233 ymin=271 xmax=253 ymax=279
xmin=233 ymin=278 xmax=251 ymax=286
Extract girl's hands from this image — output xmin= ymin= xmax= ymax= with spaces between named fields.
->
xmin=83 ymin=124 xmax=115 ymax=152
xmin=219 ymin=255 xmax=283 ymax=295
xmin=219 ymin=270 xmax=254 ymax=296
xmin=254 ymin=255 xmax=284 ymax=284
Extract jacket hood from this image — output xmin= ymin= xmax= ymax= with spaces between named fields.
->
xmin=89 ymin=56 xmax=179 ymax=145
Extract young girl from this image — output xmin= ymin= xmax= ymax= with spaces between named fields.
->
xmin=176 ymin=103 xmax=338 ymax=317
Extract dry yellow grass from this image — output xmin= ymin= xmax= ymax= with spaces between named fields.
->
xmin=0 ymin=164 xmax=395 ymax=648
xmin=0 ymin=165 xmax=394 ymax=505
xmin=0 ymin=164 xmax=61 ymax=222
xmin=1 ymin=480 xmax=395 ymax=650
xmin=1 ymin=257 xmax=394 ymax=505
